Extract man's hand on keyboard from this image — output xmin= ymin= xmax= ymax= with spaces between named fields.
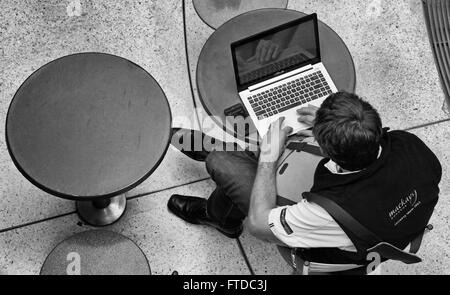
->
xmin=259 ymin=117 xmax=293 ymax=164
xmin=296 ymin=105 xmax=319 ymax=137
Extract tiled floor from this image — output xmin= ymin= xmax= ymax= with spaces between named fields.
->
xmin=0 ymin=0 xmax=449 ymax=275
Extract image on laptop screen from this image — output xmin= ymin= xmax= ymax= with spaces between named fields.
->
xmin=233 ymin=17 xmax=319 ymax=87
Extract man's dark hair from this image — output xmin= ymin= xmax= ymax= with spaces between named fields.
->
xmin=313 ymin=92 xmax=383 ymax=171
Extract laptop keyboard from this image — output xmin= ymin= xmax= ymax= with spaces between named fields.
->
xmin=248 ymin=71 xmax=333 ymax=120
xmin=240 ymin=53 xmax=308 ymax=85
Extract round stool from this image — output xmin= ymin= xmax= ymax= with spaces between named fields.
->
xmin=6 ymin=52 xmax=172 ymax=226
xmin=193 ymin=0 xmax=288 ymax=29
xmin=40 ymin=230 xmax=151 ymax=275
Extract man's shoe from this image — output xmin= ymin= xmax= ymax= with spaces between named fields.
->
xmin=167 ymin=194 xmax=243 ymax=239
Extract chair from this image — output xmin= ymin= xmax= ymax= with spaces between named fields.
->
xmin=276 ymin=192 xmax=434 ymax=275
xmin=278 ymin=225 xmax=432 ymax=275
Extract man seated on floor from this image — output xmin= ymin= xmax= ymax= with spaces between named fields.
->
xmin=168 ymin=92 xmax=441 ymax=267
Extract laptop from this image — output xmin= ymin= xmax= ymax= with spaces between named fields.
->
xmin=230 ymin=13 xmax=338 ymax=136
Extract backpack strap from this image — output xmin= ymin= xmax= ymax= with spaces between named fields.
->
xmin=304 ymin=192 xmax=382 ymax=249
xmin=409 ymin=224 xmax=433 ymax=254
xmin=286 ymin=141 xmax=323 ymax=156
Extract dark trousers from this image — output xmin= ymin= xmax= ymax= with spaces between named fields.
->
xmin=205 ymin=151 xmax=258 ymax=228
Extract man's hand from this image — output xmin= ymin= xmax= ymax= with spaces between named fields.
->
xmin=248 ymin=40 xmax=282 ymax=64
xmin=296 ymin=104 xmax=319 ymax=137
xmin=259 ymin=117 xmax=293 ymax=164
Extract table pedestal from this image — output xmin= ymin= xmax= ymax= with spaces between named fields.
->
xmin=77 ymin=195 xmax=126 ymax=226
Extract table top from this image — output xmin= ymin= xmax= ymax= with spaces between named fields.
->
xmin=193 ymin=0 xmax=288 ymax=29
xmin=196 ymin=8 xmax=356 ymax=139
xmin=6 ymin=53 xmax=171 ymax=200
xmin=40 ymin=230 xmax=151 ymax=275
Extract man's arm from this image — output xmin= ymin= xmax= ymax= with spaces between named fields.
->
xmin=246 ymin=118 xmax=292 ymax=244
xmin=247 ymin=106 xmax=319 ymax=243
xmin=247 ymin=161 xmax=279 ymax=243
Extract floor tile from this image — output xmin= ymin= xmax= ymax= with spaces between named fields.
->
xmin=238 ymin=230 xmax=292 ymax=275
xmin=0 ymin=179 xmax=250 ymax=275
xmin=0 ymin=160 xmax=74 ymax=231
xmin=184 ymin=0 xmax=214 ymax=131
xmin=0 ymin=147 xmax=208 ymax=231
xmin=126 ymin=146 xmax=209 ymax=196
xmin=0 ymin=0 xmax=204 ymax=229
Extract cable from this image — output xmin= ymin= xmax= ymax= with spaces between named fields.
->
xmin=403 ymin=118 xmax=450 ymax=132
xmin=182 ymin=0 xmax=201 ymax=130
xmin=237 ymin=238 xmax=256 ymax=275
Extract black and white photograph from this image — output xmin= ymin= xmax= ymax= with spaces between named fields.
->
xmin=0 ymin=0 xmax=449 ymax=281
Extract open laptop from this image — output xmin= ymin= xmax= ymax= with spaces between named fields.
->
xmin=230 ymin=13 xmax=338 ymax=136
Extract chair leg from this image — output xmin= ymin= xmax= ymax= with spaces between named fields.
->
xmin=302 ymin=261 xmax=310 ymax=275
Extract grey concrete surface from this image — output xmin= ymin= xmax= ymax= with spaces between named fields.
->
xmin=0 ymin=0 xmax=449 ymax=275
xmin=0 ymin=0 xmax=202 ymax=229
xmin=0 ymin=180 xmax=249 ymax=275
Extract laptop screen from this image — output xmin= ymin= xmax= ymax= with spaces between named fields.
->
xmin=231 ymin=14 xmax=320 ymax=91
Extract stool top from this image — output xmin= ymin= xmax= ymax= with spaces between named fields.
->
xmin=40 ymin=230 xmax=151 ymax=275
xmin=193 ymin=0 xmax=288 ymax=29
xmin=196 ymin=9 xmax=356 ymax=139
xmin=6 ymin=53 xmax=171 ymax=200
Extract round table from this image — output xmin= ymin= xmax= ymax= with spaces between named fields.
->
xmin=193 ymin=0 xmax=288 ymax=29
xmin=6 ymin=52 xmax=172 ymax=226
xmin=196 ymin=9 xmax=356 ymax=140
xmin=40 ymin=230 xmax=151 ymax=275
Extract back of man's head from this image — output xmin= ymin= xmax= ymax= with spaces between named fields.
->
xmin=313 ymin=92 xmax=383 ymax=171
